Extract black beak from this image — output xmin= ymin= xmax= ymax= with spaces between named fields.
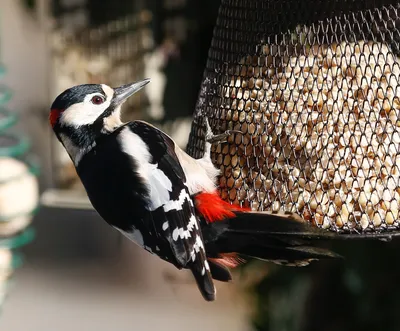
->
xmin=113 ymin=79 xmax=150 ymax=105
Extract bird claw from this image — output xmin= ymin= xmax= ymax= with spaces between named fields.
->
xmin=206 ymin=130 xmax=243 ymax=144
xmin=204 ymin=117 xmax=214 ymax=142
xmin=204 ymin=118 xmax=242 ymax=144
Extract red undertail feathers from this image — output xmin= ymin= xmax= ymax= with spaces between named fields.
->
xmin=194 ymin=192 xmax=249 ymax=223
xmin=195 ymin=192 xmax=340 ymax=277
xmin=209 ymin=253 xmax=246 ymax=269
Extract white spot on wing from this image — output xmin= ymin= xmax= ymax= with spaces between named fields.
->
xmin=164 ymin=189 xmax=192 ymax=212
xmin=190 ymin=235 xmax=206 ymax=262
xmin=162 ymin=221 xmax=169 ymax=230
xmin=172 ymin=215 xmax=198 ymax=241
xmin=204 ymin=260 xmax=210 ymax=271
xmin=172 ymin=228 xmax=185 ymax=240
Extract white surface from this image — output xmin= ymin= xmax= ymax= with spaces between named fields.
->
xmin=40 ymin=189 xmax=92 ymax=209
xmin=0 ymin=254 xmax=253 ymax=331
xmin=0 ymin=158 xmax=39 ymax=220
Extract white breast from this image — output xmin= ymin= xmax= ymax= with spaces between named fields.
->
xmin=174 ymin=145 xmax=219 ymax=195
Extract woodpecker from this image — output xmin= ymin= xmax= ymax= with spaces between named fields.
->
xmin=49 ymin=79 xmax=339 ymax=301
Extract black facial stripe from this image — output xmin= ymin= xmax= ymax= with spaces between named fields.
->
xmin=92 ymin=102 xmax=118 ymax=131
xmin=56 ymin=123 xmax=97 ymax=147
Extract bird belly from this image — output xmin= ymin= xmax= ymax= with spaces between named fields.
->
xmin=174 ymin=145 xmax=218 ymax=194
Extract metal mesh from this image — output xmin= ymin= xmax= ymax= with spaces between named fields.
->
xmin=187 ymin=0 xmax=400 ymax=233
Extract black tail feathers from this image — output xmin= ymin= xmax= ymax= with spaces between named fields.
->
xmin=207 ymin=259 xmax=233 ymax=282
xmin=189 ymin=260 xmax=216 ymax=301
xmin=202 ymin=210 xmax=341 ymax=268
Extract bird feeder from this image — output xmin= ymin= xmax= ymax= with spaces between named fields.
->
xmin=187 ymin=0 xmax=400 ymax=234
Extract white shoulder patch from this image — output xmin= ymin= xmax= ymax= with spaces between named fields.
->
xmin=118 ymin=127 xmax=173 ymax=211
xmin=147 ymin=163 xmax=173 ymax=210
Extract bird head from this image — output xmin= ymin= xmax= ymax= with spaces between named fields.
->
xmin=50 ymin=79 xmax=150 ymax=134
xmin=49 ymin=79 xmax=150 ymax=164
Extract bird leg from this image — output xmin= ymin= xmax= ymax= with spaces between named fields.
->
xmin=204 ymin=118 xmax=242 ymax=144
xmin=203 ymin=118 xmax=242 ymax=158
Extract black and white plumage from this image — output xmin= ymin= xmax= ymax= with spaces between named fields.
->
xmin=50 ymin=79 xmax=340 ymax=301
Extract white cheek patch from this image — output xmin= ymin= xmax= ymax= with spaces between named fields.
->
xmin=60 ymin=92 xmax=112 ymax=127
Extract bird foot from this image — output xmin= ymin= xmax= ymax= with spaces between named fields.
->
xmin=206 ymin=130 xmax=242 ymax=144
xmin=204 ymin=118 xmax=242 ymax=144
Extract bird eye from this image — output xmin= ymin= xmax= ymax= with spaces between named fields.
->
xmin=91 ymin=95 xmax=105 ymax=105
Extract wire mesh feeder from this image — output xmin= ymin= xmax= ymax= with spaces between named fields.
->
xmin=187 ymin=0 xmax=400 ymax=234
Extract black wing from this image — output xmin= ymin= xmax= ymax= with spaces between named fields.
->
xmin=127 ymin=121 xmax=216 ymax=301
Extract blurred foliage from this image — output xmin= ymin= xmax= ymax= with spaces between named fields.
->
xmin=248 ymin=238 xmax=400 ymax=331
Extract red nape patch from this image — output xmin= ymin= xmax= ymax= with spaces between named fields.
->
xmin=194 ymin=192 xmax=249 ymax=223
xmin=210 ymin=253 xmax=246 ymax=269
xmin=49 ymin=108 xmax=62 ymax=128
